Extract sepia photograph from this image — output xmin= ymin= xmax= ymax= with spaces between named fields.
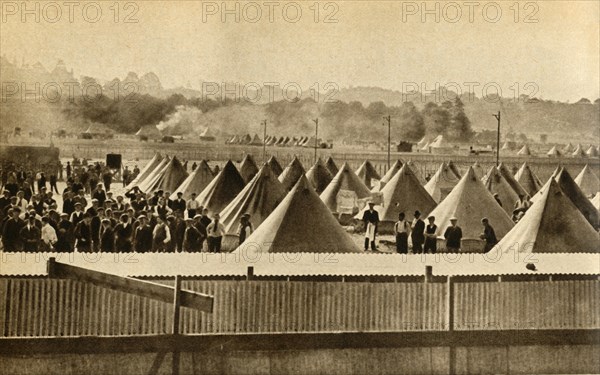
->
xmin=0 ymin=1 xmax=599 ymax=374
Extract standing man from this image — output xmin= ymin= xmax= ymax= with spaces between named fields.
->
xmin=49 ymin=173 xmax=59 ymax=194
xmin=152 ymin=216 xmax=171 ymax=252
xmin=424 ymin=216 xmax=438 ymax=254
xmin=183 ymin=218 xmax=202 ymax=252
xmin=206 ymin=213 xmax=226 ymax=253
xmin=55 ymin=213 xmax=74 ymax=252
xmin=361 ymin=202 xmax=379 ymax=251
xmin=40 ymin=216 xmax=57 ymax=251
xmin=479 ymin=217 xmax=498 ymax=253
xmin=134 ymin=215 xmax=153 ymax=252
xmin=237 ymin=214 xmax=253 ymax=246
xmin=171 ymin=192 xmax=186 ymax=214
xmin=74 ymin=213 xmax=93 ymax=252
xmin=411 ymin=210 xmax=425 ymax=254
xmin=2 ymin=208 xmax=24 ymax=251
xmin=20 ymin=214 xmax=41 ymax=252
xmin=394 ymin=212 xmax=410 ymax=254
xmin=443 ymin=217 xmax=462 ymax=253
xmin=100 ymin=218 xmax=115 ymax=252
xmin=114 ymin=214 xmax=133 ymax=252
xmin=186 ymin=193 xmax=200 ymax=218
xmin=66 ymin=161 xmax=72 ymax=180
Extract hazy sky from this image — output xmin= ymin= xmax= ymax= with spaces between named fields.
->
xmin=1 ymin=0 xmax=599 ymax=101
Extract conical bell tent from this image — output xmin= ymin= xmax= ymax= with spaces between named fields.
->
xmin=546 ymin=146 xmax=561 ymax=157
xmin=320 ymin=162 xmax=372 ymax=214
xmin=354 ymin=164 xmax=437 ymax=233
xmin=145 ymin=156 xmax=188 ymax=194
xmin=239 ymin=154 xmax=259 ymax=184
xmin=172 ymin=160 xmax=214 ymax=200
xmin=355 ymin=160 xmax=381 ymax=188
xmin=482 ymin=166 xmax=520 ymax=215
xmin=563 ymin=143 xmax=574 ymax=153
xmin=498 ymin=163 xmax=528 ymax=197
xmin=424 ymin=162 xmax=461 ymax=203
xmin=233 ymin=175 xmax=361 ymax=254
xmin=428 ymin=167 xmax=514 ymax=240
xmin=305 ymin=159 xmax=333 ymax=194
xmin=574 ymin=164 xmax=599 ymax=197
xmin=517 ymin=144 xmax=531 ymax=156
xmin=406 ymin=161 xmax=427 ymax=185
xmin=267 ymin=156 xmax=283 ymax=176
xmin=279 ymin=156 xmax=306 ymax=191
xmin=125 ymin=153 xmax=162 ymax=190
xmin=586 ymin=145 xmax=599 ymax=157
xmin=514 ymin=162 xmax=543 ymax=197
xmin=491 ymin=178 xmax=599 ymax=254
xmin=553 ymin=168 xmax=599 ymax=229
xmin=137 ymin=156 xmax=171 ymax=193
xmin=572 ymin=144 xmax=586 ymax=157
xmin=195 ymin=160 xmax=246 ymax=215
xmin=379 ymin=160 xmax=403 ymax=185
xmin=219 ymin=163 xmax=287 ymax=236
xmin=325 ymin=156 xmax=339 ymax=176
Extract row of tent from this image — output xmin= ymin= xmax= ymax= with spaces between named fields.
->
xmin=225 ymin=134 xmax=320 ymax=148
xmin=507 ymin=143 xmax=598 ymax=158
xmin=127 ymin=152 xmax=600 ymax=254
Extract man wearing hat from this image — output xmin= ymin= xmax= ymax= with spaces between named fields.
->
xmin=186 ymin=193 xmax=200 ymax=219
xmin=183 ymin=217 xmax=202 ymax=252
xmin=134 ymin=215 xmax=153 ymax=252
xmin=74 ymin=213 xmax=93 ymax=252
xmin=361 ymin=202 xmax=379 ymax=251
xmin=62 ymin=191 xmax=75 ymax=216
xmin=193 ymin=214 xmax=207 ymax=250
xmin=206 ymin=213 xmax=226 ymax=253
xmin=70 ymin=202 xmax=84 ymax=226
xmin=171 ymin=192 xmax=186 ymax=214
xmin=114 ymin=214 xmax=133 ymax=252
xmin=40 ymin=216 xmax=57 ymax=251
xmin=56 ymin=213 xmax=74 ymax=252
xmin=20 ymin=213 xmax=41 ymax=252
xmin=92 ymin=183 xmax=107 ymax=206
xmin=479 ymin=218 xmax=498 ymax=253
xmin=152 ymin=215 xmax=171 ymax=252
xmin=3 ymin=208 xmax=24 ymax=251
xmin=394 ymin=212 xmax=410 ymax=254
xmin=237 ymin=213 xmax=253 ymax=246
xmin=100 ymin=218 xmax=115 ymax=252
xmin=443 ymin=217 xmax=463 ymax=253
xmin=424 ymin=216 xmax=438 ymax=253
xmin=411 ymin=210 xmax=425 ymax=254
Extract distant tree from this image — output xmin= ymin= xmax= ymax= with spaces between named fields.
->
xmin=397 ymin=102 xmax=425 ymax=141
xmin=421 ymin=102 xmax=450 ymax=135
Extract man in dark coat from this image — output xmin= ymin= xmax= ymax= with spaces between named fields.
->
xmin=114 ymin=214 xmax=133 ymax=252
xmin=171 ymin=192 xmax=186 ymax=214
xmin=480 ymin=217 xmax=498 ymax=253
xmin=55 ymin=213 xmax=74 ymax=252
xmin=183 ymin=218 xmax=202 ymax=252
xmin=2 ymin=208 xmax=25 ymax=251
xmin=75 ymin=213 xmax=93 ymax=252
xmin=361 ymin=202 xmax=379 ymax=251
xmin=443 ymin=217 xmax=463 ymax=253
xmin=134 ymin=216 xmax=153 ymax=252
xmin=411 ymin=210 xmax=425 ymax=254
xmin=152 ymin=216 xmax=171 ymax=252
xmin=20 ymin=214 xmax=41 ymax=252
xmin=100 ymin=218 xmax=115 ymax=252
xmin=70 ymin=202 xmax=85 ymax=225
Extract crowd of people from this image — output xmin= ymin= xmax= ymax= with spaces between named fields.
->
xmin=0 ymin=159 xmax=250 ymax=253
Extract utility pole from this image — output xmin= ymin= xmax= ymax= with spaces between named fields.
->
xmin=261 ymin=119 xmax=267 ymax=164
xmin=383 ymin=115 xmax=391 ymax=169
xmin=312 ymin=118 xmax=319 ymax=164
xmin=493 ymin=111 xmax=501 ymax=166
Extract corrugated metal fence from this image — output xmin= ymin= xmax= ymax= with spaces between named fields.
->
xmin=1 ymin=278 xmax=599 ymax=337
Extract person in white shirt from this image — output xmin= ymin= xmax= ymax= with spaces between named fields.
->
xmin=394 ymin=212 xmax=411 ymax=254
xmin=206 ymin=213 xmax=226 ymax=253
xmin=186 ymin=193 xmax=200 ymax=218
xmin=40 ymin=216 xmax=58 ymax=251
xmin=16 ymin=190 xmax=28 ymax=211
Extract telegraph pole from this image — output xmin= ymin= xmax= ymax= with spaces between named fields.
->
xmin=383 ymin=115 xmax=391 ymax=169
xmin=312 ymin=118 xmax=319 ymax=164
xmin=493 ymin=111 xmax=501 ymax=166
xmin=261 ymin=119 xmax=267 ymax=164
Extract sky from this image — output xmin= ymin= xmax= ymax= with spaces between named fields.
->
xmin=1 ymin=0 xmax=599 ymax=102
